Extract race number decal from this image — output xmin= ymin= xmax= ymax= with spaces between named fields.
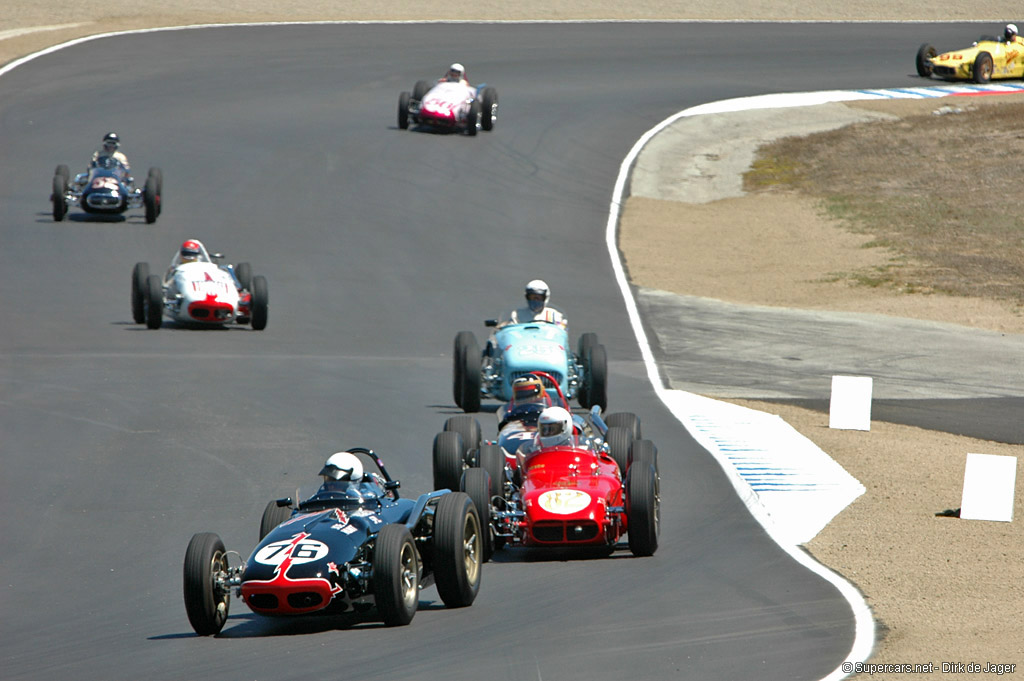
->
xmin=91 ymin=177 xmax=120 ymax=191
xmin=538 ymin=490 xmax=591 ymax=515
xmin=516 ymin=344 xmax=557 ymax=357
xmin=254 ymin=539 xmax=329 ymax=566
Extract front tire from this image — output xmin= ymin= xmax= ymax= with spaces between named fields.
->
xmin=250 ymin=275 xmax=268 ymax=330
xmin=582 ymin=343 xmax=608 ymax=411
xmin=444 ymin=415 xmax=481 ymax=460
xmin=433 ymin=492 xmax=483 ymax=607
xmin=916 ymin=44 xmax=936 ymax=78
xmin=143 ymin=175 xmax=159 ymax=224
xmin=183 ymin=532 xmax=230 ymax=636
xmin=974 ymin=51 xmax=994 ymax=83
xmin=145 ymin=274 xmax=163 ymax=329
xmin=234 ymin=262 xmax=252 ymax=291
xmin=373 ymin=524 xmax=419 ymax=626
xmin=466 ymin=100 xmax=480 ymax=136
xmin=131 ymin=262 xmax=150 ymax=324
xmin=605 ymin=426 xmax=633 ymax=475
xmin=627 ymin=463 xmax=660 ymax=557
xmin=412 ymin=79 xmax=430 ymax=101
xmin=605 ymin=412 xmax=641 ymax=440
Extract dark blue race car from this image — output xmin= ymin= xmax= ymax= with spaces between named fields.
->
xmin=183 ymin=448 xmax=483 ymax=635
xmin=50 ymin=155 xmax=162 ymax=223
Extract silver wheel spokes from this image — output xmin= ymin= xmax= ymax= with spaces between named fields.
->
xmin=399 ymin=544 xmax=417 ymax=605
xmin=463 ymin=515 xmax=481 ymax=583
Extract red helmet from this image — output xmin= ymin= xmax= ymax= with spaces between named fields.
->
xmin=180 ymin=240 xmax=202 ymax=263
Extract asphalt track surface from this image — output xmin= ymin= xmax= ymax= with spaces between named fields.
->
xmin=0 ymin=22 xmax=996 ymax=681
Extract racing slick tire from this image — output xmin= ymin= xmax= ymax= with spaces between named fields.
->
xmin=398 ymin=91 xmax=411 ymax=129
xmin=55 ymin=164 xmax=70 ymax=185
xmin=433 ymin=430 xmax=465 ymax=492
xmin=412 ymin=79 xmax=431 ymax=101
xmin=480 ymin=86 xmax=498 ymax=131
xmin=144 ymin=274 xmax=163 ymax=329
xmin=444 ymin=415 xmax=481 ymax=460
xmin=466 ymin=100 xmax=481 ymax=136
xmin=626 ymin=463 xmax=660 ymax=558
xmin=373 ymin=524 xmax=420 ymax=626
xmin=51 ymin=173 xmax=67 ymax=222
xmin=629 ymin=438 xmax=659 ymax=475
xmin=453 ymin=331 xmax=481 ymax=412
xmin=250 ymin=275 xmax=269 ymax=330
xmin=605 ymin=412 xmax=641 ymax=441
xmin=973 ymin=51 xmax=994 ymax=83
xmin=259 ymin=500 xmax=292 ymax=541
xmin=581 ymin=343 xmax=608 ymax=411
xmin=476 ymin=443 xmax=507 ymax=552
xmin=131 ymin=262 xmax=150 ymax=324
xmin=577 ymin=332 xmax=598 ymax=359
xmin=605 ymin=426 xmax=633 ymax=475
xmin=434 ymin=491 xmax=483 ymax=608
xmin=234 ymin=262 xmax=253 ymax=291
xmin=460 ymin=467 xmax=494 ymax=562
xmin=915 ymin=43 xmax=936 ymax=78
xmin=183 ymin=532 xmax=231 ymax=636
xmin=143 ymin=175 xmax=159 ymax=224
xmin=147 ymin=167 xmax=164 ymax=215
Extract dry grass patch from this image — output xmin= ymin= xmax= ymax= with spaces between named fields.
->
xmin=745 ymin=99 xmax=1024 ymax=306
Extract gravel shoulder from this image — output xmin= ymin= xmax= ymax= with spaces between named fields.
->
xmin=4 ymin=6 xmax=1021 ymax=677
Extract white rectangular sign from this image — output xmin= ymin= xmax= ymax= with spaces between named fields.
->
xmin=960 ymin=453 xmax=1017 ymax=522
xmin=829 ymin=375 xmax=872 ymax=431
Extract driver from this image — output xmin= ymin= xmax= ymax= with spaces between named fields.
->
xmin=319 ymin=451 xmax=365 ymax=484
xmin=165 ymin=239 xmax=207 ymax=283
xmin=439 ymin=62 xmax=470 ymax=86
xmin=1005 ymin=23 xmax=1023 ymax=44
xmin=517 ymin=406 xmax=575 ymax=456
xmin=91 ymin=132 xmax=130 ymax=171
xmin=505 ymin=279 xmax=567 ymax=329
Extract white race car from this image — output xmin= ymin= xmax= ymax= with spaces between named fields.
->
xmin=397 ymin=79 xmax=498 ymax=135
xmin=131 ymin=241 xmax=267 ymax=330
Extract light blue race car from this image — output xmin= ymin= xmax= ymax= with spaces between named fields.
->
xmin=452 ymin=321 xmax=607 ymax=412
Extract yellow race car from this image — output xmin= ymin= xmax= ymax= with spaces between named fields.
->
xmin=916 ymin=32 xmax=1024 ymax=83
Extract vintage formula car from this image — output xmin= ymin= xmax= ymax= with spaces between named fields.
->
xmin=51 ymin=156 xmax=162 ymax=223
xmin=452 ymin=322 xmax=607 ymax=413
xmin=434 ymin=371 xmax=641 ymax=494
xmin=130 ymin=241 xmax=268 ymax=330
xmin=916 ymin=35 xmax=1024 ymax=83
xmin=183 ymin=448 xmax=483 ymax=635
xmin=451 ymin=403 xmax=659 ymax=561
xmin=397 ymin=79 xmax=498 ymax=135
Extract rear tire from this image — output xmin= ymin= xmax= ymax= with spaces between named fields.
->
xmin=373 ymin=525 xmax=419 ymax=626
xmin=234 ymin=262 xmax=252 ymax=291
xmin=627 ymin=464 xmax=660 ymax=557
xmin=259 ymin=500 xmax=292 ymax=541
xmin=605 ymin=426 xmax=633 ymax=475
xmin=412 ymin=80 xmax=430 ymax=101
xmin=131 ymin=262 xmax=150 ymax=324
xmin=147 ymin=167 xmax=164 ymax=215
xmin=605 ymin=412 xmax=641 ymax=441
xmin=480 ymin=87 xmax=498 ymax=131
xmin=444 ymin=415 xmax=481 ymax=460
xmin=433 ymin=492 xmax=482 ymax=607
xmin=55 ymin=164 xmax=70 ymax=184
xmin=250 ymin=275 xmax=268 ymax=330
xmin=915 ymin=43 xmax=936 ymax=77
xmin=183 ymin=532 xmax=230 ymax=636
xmin=459 ymin=468 xmax=493 ymax=562
xmin=466 ymin=100 xmax=480 ymax=136
xmin=453 ymin=331 xmax=480 ymax=412
xmin=145 ymin=274 xmax=163 ymax=329
xmin=398 ymin=91 xmax=410 ymax=129
xmin=582 ymin=344 xmax=608 ymax=411
xmin=51 ymin=174 xmax=67 ymax=221
xmin=629 ymin=439 xmax=659 ymax=475
xmin=433 ymin=430 xmax=465 ymax=492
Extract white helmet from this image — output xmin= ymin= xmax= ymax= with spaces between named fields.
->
xmin=525 ymin=279 xmax=550 ymax=313
xmin=447 ymin=62 xmax=465 ymax=82
xmin=537 ymin=406 xmax=573 ymax=449
xmin=1007 ymin=23 xmax=1018 ymax=40
xmin=319 ymin=451 xmax=364 ymax=482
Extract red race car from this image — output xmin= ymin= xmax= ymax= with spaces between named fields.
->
xmin=440 ymin=372 xmax=659 ymax=560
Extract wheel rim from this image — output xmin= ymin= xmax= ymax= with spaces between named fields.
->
xmin=399 ymin=542 xmax=418 ymax=610
xmin=462 ymin=510 xmax=482 ymax=585
xmin=210 ymin=550 xmax=229 ymax=628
